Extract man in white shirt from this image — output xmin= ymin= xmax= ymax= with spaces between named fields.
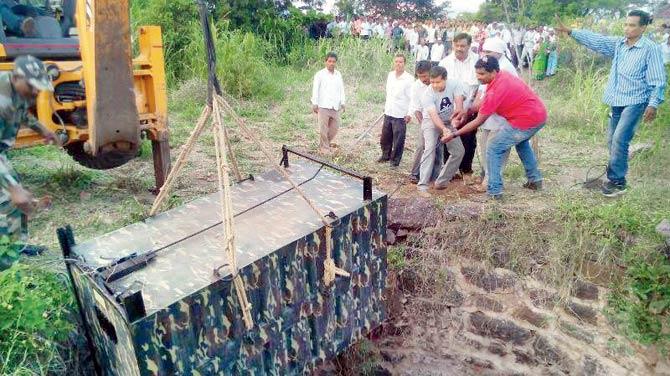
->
xmin=338 ymin=18 xmax=349 ymax=36
xmin=439 ymin=32 xmax=479 ymax=177
xmin=379 ymin=54 xmax=414 ymax=167
xmin=416 ymin=39 xmax=430 ymax=61
xmin=520 ymin=28 xmax=536 ymax=68
xmin=407 ymin=26 xmax=419 ymax=54
xmin=425 ymin=21 xmax=436 ymax=48
xmin=480 ymin=37 xmax=517 ymax=74
xmin=374 ymin=21 xmax=385 ymax=38
xmin=501 ymin=25 xmax=513 ymax=56
xmin=430 ymin=38 xmax=445 ymax=64
xmin=311 ymin=52 xmax=346 ymax=155
xmin=409 ymin=61 xmax=433 ymax=183
xmin=361 ymin=17 xmax=372 ymax=40
xmin=417 ymin=66 xmax=465 ymax=195
xmin=512 ymin=26 xmax=525 ymax=67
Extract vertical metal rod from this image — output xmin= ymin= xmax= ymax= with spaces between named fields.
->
xmin=58 ymin=226 xmax=103 ymax=376
xmin=363 ymin=177 xmax=373 ymax=201
xmin=281 ymin=145 xmax=290 ymax=168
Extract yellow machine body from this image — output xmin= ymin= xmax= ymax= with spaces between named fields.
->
xmin=0 ymin=0 xmax=170 ymax=188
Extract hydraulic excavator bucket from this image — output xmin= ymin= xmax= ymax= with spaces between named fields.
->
xmin=76 ymin=0 xmax=140 ymax=157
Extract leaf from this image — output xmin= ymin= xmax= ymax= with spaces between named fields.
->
xmin=649 ymin=299 xmax=670 ymax=315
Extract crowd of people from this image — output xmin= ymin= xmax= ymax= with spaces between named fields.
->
xmin=312 ymin=9 xmax=667 ymax=200
xmin=326 ymin=17 xmax=561 ymax=80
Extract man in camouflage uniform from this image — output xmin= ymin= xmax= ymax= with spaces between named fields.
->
xmin=0 ymin=55 xmax=59 ymax=256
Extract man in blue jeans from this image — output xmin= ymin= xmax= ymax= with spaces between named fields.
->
xmin=444 ymin=56 xmax=547 ymax=200
xmin=556 ymin=10 xmax=666 ymax=197
xmin=0 ymin=0 xmax=46 ymax=38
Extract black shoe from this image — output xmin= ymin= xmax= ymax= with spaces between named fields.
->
xmin=389 ymin=163 xmax=399 ymax=170
xmin=523 ymin=180 xmax=543 ymax=191
xmin=377 ymin=157 xmax=390 ymax=163
xmin=409 ymin=175 xmax=419 ymax=184
xmin=14 ymin=244 xmax=47 ymax=257
xmin=601 ymin=181 xmax=627 ymax=198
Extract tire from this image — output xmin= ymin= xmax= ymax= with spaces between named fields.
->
xmin=65 ymin=141 xmax=138 ymax=170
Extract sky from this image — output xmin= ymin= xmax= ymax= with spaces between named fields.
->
xmin=321 ymin=0 xmax=485 ymax=15
xmin=446 ymin=0 xmax=485 ymax=14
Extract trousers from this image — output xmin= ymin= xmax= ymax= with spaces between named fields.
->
xmin=418 ymin=124 xmax=464 ymax=190
xmin=380 ymin=115 xmax=407 ymax=166
xmin=607 ymin=103 xmax=647 ymax=186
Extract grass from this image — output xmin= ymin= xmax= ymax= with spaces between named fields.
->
xmin=0 ymin=264 xmax=74 ymax=375
xmin=3 ymin=20 xmax=670 ymax=374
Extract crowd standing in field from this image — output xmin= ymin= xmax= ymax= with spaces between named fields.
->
xmin=325 ymin=17 xmax=563 ymax=79
xmin=312 ymin=9 xmax=667 ymax=200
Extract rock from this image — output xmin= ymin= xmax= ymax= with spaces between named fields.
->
xmin=396 ymin=229 xmax=410 ymax=238
xmin=444 ymin=288 xmax=465 ymax=307
xmin=491 ymin=247 xmax=511 ymax=268
xmin=371 ymin=364 xmax=393 ymax=376
xmin=386 ymin=230 xmax=396 ymax=245
xmin=443 ymin=203 xmax=483 ymax=221
xmin=513 ymin=305 xmax=548 ymax=328
xmin=471 ymin=294 xmax=504 ymax=313
xmin=572 ymin=280 xmax=599 ymax=301
xmin=558 ymin=320 xmax=595 ymax=344
xmin=513 ymin=349 xmax=538 ymax=366
xmin=533 ymin=336 xmax=567 ymax=369
xmin=488 ymin=341 xmax=507 ymax=356
xmin=657 ymin=219 xmax=670 ymax=238
xmin=379 ymin=350 xmax=405 ymax=365
xmin=465 ymin=356 xmax=494 ymax=370
xmin=398 ymin=269 xmax=419 ymax=293
xmin=545 ymin=367 xmax=568 ymax=376
xmin=461 ymin=266 xmax=516 ymax=292
xmin=628 ymin=142 xmax=653 ymax=160
xmin=580 ymin=355 xmax=608 ymax=376
xmin=564 ymin=301 xmax=598 ymax=325
xmin=388 ymin=197 xmax=441 ymax=230
xmin=529 ymin=289 xmax=558 ymax=310
xmin=462 ymin=335 xmax=484 ymax=350
xmin=469 ymin=312 xmax=533 ymax=345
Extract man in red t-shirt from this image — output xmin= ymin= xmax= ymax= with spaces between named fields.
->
xmin=443 ymin=56 xmax=546 ymax=199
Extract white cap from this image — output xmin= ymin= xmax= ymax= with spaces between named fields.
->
xmin=482 ymin=37 xmax=507 ymax=54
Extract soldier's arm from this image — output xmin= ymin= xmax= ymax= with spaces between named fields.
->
xmin=0 ymin=155 xmax=19 ymax=191
xmin=26 ymin=114 xmax=48 ymax=135
xmin=26 ymin=114 xmax=60 ymax=145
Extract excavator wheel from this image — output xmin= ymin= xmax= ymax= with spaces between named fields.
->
xmin=65 ymin=141 xmax=138 ymax=170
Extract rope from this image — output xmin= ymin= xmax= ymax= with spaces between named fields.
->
xmin=212 ymin=98 xmax=253 ymax=329
xmin=570 ymin=164 xmax=607 ymax=189
xmin=147 ymin=100 xmax=253 ymax=330
xmin=150 ymin=105 xmax=212 ymax=216
xmin=222 ymin=121 xmax=243 ymax=182
xmin=214 ymin=95 xmax=349 ymax=286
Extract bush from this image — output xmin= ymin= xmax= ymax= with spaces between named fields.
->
xmin=0 ymin=263 xmax=75 ymax=374
xmin=130 ymin=0 xmax=200 ymax=84
xmin=290 ymin=37 xmax=396 ymax=83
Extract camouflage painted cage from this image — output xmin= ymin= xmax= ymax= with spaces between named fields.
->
xmin=58 ymin=148 xmax=388 ymax=375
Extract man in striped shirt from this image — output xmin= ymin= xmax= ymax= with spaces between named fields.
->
xmin=557 ymin=10 xmax=667 ymax=197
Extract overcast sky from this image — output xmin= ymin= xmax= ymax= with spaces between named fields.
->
xmin=322 ymin=0 xmax=485 ymax=14
xmin=445 ymin=0 xmax=484 ymax=14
